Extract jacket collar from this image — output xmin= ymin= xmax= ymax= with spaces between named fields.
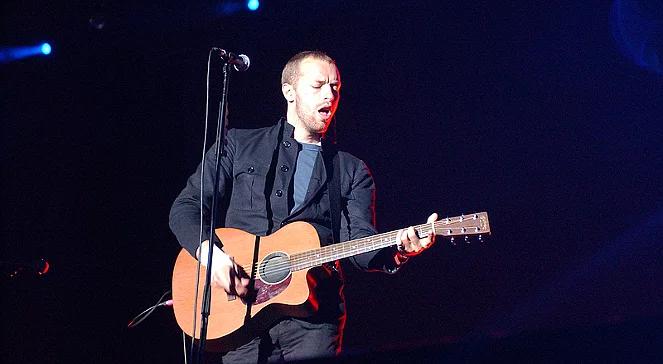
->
xmin=280 ymin=116 xmax=336 ymax=152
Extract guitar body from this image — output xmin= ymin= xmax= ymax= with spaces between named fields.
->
xmin=171 ymin=221 xmax=321 ymax=351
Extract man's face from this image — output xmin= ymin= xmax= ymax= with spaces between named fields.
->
xmin=286 ymin=58 xmax=341 ymax=136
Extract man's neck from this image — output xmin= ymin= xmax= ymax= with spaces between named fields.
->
xmin=286 ymin=118 xmax=323 ymax=144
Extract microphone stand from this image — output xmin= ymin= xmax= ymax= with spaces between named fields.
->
xmin=195 ymin=59 xmax=232 ymax=363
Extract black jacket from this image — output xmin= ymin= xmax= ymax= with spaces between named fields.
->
xmin=169 ymin=119 xmax=400 ymax=320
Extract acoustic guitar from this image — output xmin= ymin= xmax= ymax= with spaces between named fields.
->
xmin=171 ymin=212 xmax=490 ymax=351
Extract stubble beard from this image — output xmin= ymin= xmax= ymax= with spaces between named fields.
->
xmin=296 ymin=104 xmax=329 ymax=137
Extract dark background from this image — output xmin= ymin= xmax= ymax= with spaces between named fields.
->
xmin=2 ymin=0 xmax=662 ymax=362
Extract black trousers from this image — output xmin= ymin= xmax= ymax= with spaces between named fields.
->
xmin=214 ymin=318 xmax=341 ymax=363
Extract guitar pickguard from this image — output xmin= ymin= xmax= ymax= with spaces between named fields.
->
xmin=253 ymin=275 xmax=291 ymax=304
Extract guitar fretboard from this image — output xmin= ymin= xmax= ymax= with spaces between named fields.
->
xmin=288 ymin=212 xmax=489 ymax=271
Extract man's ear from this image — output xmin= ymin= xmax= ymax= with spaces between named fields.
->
xmin=282 ymin=83 xmax=295 ymax=103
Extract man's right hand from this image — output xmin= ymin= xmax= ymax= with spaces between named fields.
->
xmin=197 ymin=240 xmax=250 ymax=297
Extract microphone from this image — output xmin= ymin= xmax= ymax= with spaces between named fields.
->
xmin=214 ymin=48 xmax=250 ymax=72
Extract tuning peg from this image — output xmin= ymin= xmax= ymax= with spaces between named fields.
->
xmin=450 ymin=236 xmax=456 ymax=246
xmin=464 ymin=235 xmax=470 ymax=244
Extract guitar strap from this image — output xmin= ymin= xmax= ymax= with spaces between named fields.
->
xmin=323 ymin=144 xmax=341 ymax=246
xmin=263 ymin=118 xmax=286 ymax=235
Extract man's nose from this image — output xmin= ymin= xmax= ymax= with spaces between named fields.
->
xmin=322 ymin=84 xmax=335 ymax=100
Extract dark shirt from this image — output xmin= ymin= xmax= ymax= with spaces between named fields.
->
xmin=292 ymin=142 xmax=321 ymax=213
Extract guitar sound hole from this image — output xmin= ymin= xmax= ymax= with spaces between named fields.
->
xmin=259 ymin=252 xmax=291 ymax=284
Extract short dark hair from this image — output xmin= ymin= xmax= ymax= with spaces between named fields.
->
xmin=281 ymin=51 xmax=336 ymax=85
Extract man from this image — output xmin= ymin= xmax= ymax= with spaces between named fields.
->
xmin=169 ymin=51 xmax=438 ymax=362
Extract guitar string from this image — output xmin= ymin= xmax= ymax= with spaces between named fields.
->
xmin=233 ymin=229 xmax=409 ymax=275
xmin=233 ymin=217 xmax=485 ymax=276
xmin=230 ymin=217 xmax=485 ymax=277
xmin=237 ymin=228 xmax=481 ymax=276
xmin=236 ymin=226 xmax=429 ymax=273
xmin=240 ymin=214 xmax=485 ymax=274
xmin=235 ymin=238 xmax=393 ymax=274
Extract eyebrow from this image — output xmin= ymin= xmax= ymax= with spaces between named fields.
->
xmin=313 ymin=80 xmax=341 ymax=86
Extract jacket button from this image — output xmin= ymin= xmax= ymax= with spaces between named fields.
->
xmin=275 ymin=189 xmax=283 ymax=197
xmin=282 ymin=141 xmax=292 ymax=148
xmin=280 ymin=165 xmax=289 ymax=172
xmin=247 ymin=166 xmax=255 ymax=173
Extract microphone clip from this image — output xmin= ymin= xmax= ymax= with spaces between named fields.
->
xmin=212 ymin=48 xmax=250 ymax=72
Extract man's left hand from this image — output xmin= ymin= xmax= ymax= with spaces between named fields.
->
xmin=396 ymin=212 xmax=438 ymax=257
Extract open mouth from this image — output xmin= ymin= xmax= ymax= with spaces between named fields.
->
xmin=318 ymin=106 xmax=332 ymax=118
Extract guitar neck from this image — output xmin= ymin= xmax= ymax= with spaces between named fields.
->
xmin=289 ymin=212 xmax=490 ymax=271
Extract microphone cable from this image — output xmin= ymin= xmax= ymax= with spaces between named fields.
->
xmin=127 ymin=290 xmax=191 ymax=364
xmin=127 ymin=290 xmax=172 ymax=328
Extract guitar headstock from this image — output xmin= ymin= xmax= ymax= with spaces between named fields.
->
xmin=433 ymin=212 xmax=490 ymax=244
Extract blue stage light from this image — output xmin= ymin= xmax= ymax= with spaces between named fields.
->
xmin=217 ymin=1 xmax=241 ymax=15
xmin=41 ymin=43 xmax=52 ymax=55
xmin=247 ymin=0 xmax=259 ymax=11
xmin=611 ymin=0 xmax=663 ymax=75
xmin=0 ymin=42 xmax=52 ymax=64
